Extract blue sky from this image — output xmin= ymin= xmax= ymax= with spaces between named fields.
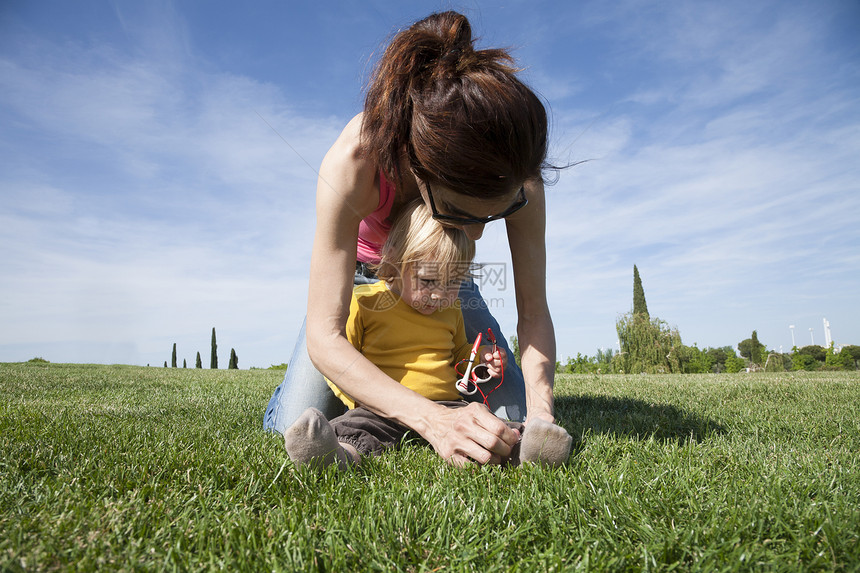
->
xmin=2 ymin=0 xmax=858 ymax=368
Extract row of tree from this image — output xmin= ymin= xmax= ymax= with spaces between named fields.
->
xmin=155 ymin=270 xmax=852 ymax=375
xmin=163 ymin=328 xmax=240 ymax=369
xmin=554 ymin=266 xmax=858 ymax=374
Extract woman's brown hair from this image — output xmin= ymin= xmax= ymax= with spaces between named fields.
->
xmin=361 ymin=11 xmax=548 ymax=198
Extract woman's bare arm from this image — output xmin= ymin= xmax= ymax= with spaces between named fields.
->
xmin=505 ymin=177 xmax=557 ymax=424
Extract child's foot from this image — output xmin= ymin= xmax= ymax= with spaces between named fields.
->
xmin=519 ymin=419 xmax=573 ymax=467
xmin=283 ymin=408 xmax=354 ymax=470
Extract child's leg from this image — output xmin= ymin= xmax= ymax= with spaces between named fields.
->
xmin=283 ymin=408 xmax=358 ymax=470
xmin=285 ymin=406 xmax=412 ymax=471
xmin=329 ymin=408 xmax=412 ymax=457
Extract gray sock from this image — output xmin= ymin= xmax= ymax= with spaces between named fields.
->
xmin=518 ymin=419 xmax=573 ymax=467
xmin=283 ymin=408 xmax=352 ymax=470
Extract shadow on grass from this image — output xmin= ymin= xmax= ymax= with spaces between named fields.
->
xmin=555 ymin=394 xmax=726 ymax=445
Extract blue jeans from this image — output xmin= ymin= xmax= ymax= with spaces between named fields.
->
xmin=263 ymin=278 xmax=526 ymax=434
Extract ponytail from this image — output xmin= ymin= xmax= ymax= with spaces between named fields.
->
xmin=361 ymin=11 xmax=548 ymax=198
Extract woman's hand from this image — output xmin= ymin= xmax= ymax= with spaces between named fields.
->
xmin=424 ymin=402 xmax=520 ymax=466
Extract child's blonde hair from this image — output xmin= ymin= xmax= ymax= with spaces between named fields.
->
xmin=376 ymin=200 xmax=475 ymax=283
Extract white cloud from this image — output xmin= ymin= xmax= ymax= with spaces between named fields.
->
xmin=538 ymin=0 xmax=860 ymax=357
xmin=0 ymin=33 xmax=344 ymax=367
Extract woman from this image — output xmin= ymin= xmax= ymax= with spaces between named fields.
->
xmin=264 ymin=11 xmax=557 ymax=467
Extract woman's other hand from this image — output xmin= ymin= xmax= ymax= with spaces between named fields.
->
xmin=424 ymin=402 xmax=519 ymax=466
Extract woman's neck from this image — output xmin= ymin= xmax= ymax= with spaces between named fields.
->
xmin=395 ymin=155 xmax=422 ymax=201
xmin=385 ymin=159 xmax=423 ymax=222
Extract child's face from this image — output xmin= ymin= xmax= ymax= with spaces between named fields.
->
xmin=399 ymin=262 xmax=464 ymax=315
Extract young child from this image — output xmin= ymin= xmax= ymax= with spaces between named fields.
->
xmin=283 ymin=201 xmax=572 ymax=469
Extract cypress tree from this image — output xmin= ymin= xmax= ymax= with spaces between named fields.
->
xmin=196 ymin=352 xmax=202 ymax=369
xmin=210 ymin=328 xmax=218 ymax=369
xmin=183 ymin=359 xmax=187 ymax=369
xmin=229 ymin=348 xmax=238 ymax=369
xmin=738 ymin=330 xmax=766 ymax=366
xmin=750 ymin=330 xmax=763 ymax=365
xmin=171 ymin=343 xmax=177 ymax=368
xmin=633 ymin=265 xmax=649 ymax=318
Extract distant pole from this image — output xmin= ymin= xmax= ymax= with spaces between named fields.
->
xmin=789 ymin=325 xmax=795 ymax=348
xmin=809 ymin=328 xmax=815 ymax=346
xmin=823 ymin=318 xmax=832 ymax=347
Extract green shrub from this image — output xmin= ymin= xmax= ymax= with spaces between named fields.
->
xmin=724 ymin=354 xmax=746 ymax=373
xmin=614 ymin=312 xmax=683 ymax=374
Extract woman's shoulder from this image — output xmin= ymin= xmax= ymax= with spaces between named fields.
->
xmin=326 ymin=113 xmax=365 ymax=163
xmin=318 ymin=113 xmax=379 ymax=217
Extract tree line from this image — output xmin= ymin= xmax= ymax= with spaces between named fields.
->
xmin=552 ymin=265 xmax=859 ymax=374
xmin=163 ymin=328 xmax=240 ymax=369
xmin=157 ymin=271 xmax=855 ymax=375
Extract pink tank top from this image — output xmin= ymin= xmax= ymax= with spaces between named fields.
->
xmin=356 ymin=171 xmax=396 ymax=264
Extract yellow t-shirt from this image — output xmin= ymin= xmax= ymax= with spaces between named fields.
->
xmin=327 ymin=281 xmax=472 ymax=408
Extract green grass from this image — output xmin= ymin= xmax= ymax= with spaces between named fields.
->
xmin=1 ymin=364 xmax=858 ymax=571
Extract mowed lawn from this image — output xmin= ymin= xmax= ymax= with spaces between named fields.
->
xmin=1 ymin=363 xmax=858 ymax=571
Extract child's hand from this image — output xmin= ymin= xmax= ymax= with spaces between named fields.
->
xmin=480 ymin=345 xmax=506 ymax=378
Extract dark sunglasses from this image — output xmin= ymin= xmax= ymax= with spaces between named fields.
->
xmin=425 ymin=182 xmax=528 ymax=225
